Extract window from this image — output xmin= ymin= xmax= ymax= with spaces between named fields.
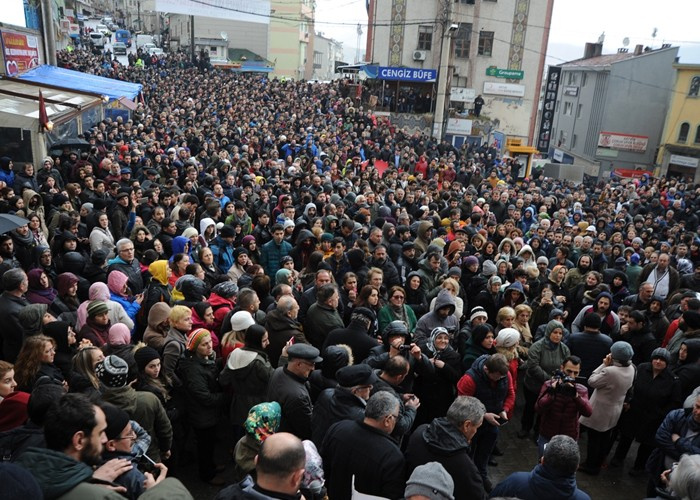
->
xmin=679 ymin=122 xmax=690 ymax=143
xmin=454 ymin=23 xmax=472 ymax=58
xmin=563 ymin=101 xmax=573 ymax=115
xmin=567 ymin=72 xmax=577 ymax=85
xmin=418 ymin=26 xmax=432 ymax=51
xmin=690 ymin=76 xmax=700 ymax=96
xmin=571 ymin=134 xmax=577 ymax=148
xmin=577 ymin=103 xmax=583 ymax=118
xmin=581 ymin=72 xmax=587 ymax=87
xmin=456 ymin=0 xmax=475 ymax=4
xmin=558 ymin=130 xmax=567 ymax=146
xmin=478 ymin=31 xmax=494 ymax=56
xmin=695 ymin=125 xmax=700 ymax=144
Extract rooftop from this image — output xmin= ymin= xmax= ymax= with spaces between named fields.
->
xmin=559 ymin=46 xmax=676 ymax=69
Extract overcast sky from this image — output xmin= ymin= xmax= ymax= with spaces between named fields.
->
xmin=315 ymin=0 xmax=700 ymax=65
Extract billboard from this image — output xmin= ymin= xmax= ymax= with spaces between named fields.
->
xmin=362 ymin=65 xmax=437 ymax=82
xmin=483 ymin=81 xmax=525 ymax=97
xmin=536 ymin=66 xmax=561 ymax=153
xmin=1 ymin=30 xmax=40 ymax=76
xmin=597 ymin=131 xmax=648 ymax=153
xmin=154 ymin=0 xmax=270 ymax=24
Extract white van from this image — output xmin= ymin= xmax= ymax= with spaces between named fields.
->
xmin=89 ymin=32 xmax=105 ymax=48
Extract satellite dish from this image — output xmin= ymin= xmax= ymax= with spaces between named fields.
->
xmin=220 ymin=31 xmax=228 ymax=41
xmin=622 ymin=37 xmax=630 ymax=47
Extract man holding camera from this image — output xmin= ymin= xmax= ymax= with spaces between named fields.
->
xmin=535 ymin=355 xmax=592 ymax=457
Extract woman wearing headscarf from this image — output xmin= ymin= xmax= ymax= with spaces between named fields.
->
xmin=50 ymin=272 xmax=81 ymax=323
xmin=43 ymin=321 xmax=78 ymax=380
xmin=611 ymin=348 xmax=682 ymax=475
xmin=142 ymin=260 xmax=172 ymax=323
xmin=25 ymin=268 xmax=57 ymax=306
xmin=76 ymin=282 xmax=133 ymax=331
xmin=178 ymin=328 xmax=225 ymax=485
xmin=208 ymin=281 xmax=238 ymax=337
xmin=220 ymin=325 xmax=274 ymax=435
xmin=143 ymin=302 xmax=172 ymax=351
xmin=414 ymin=326 xmax=461 ymax=426
xmin=494 ymin=328 xmax=521 ymax=407
xmin=227 ymin=248 xmax=250 ymax=287
xmin=232 ymin=402 xmax=281 ymax=481
xmin=78 ymin=300 xmax=112 ymax=347
xmin=578 ymin=341 xmax=636 ymax=475
xmin=519 ymin=320 xmax=571 ymax=440
xmin=107 ymin=270 xmax=142 ymax=327
xmin=462 ymin=323 xmax=497 ymax=371
xmin=102 ymin=323 xmax=138 ymax=377
xmin=672 ymin=339 xmax=700 ymax=401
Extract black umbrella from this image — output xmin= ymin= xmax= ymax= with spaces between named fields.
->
xmin=0 ymin=214 xmax=29 ymax=234
xmin=48 ymin=139 xmax=91 ymax=152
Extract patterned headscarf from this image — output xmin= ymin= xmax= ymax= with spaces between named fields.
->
xmin=244 ymin=402 xmax=282 ymax=444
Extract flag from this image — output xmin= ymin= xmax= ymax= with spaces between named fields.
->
xmin=38 ymin=90 xmax=49 ymax=131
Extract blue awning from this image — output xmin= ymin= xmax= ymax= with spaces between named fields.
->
xmin=18 ymin=65 xmax=142 ymax=101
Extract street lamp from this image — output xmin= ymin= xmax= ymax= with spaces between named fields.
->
xmin=432 ymin=23 xmax=458 ymax=140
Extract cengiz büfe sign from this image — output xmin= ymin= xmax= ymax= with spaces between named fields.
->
xmin=362 ymin=65 xmax=437 ymax=83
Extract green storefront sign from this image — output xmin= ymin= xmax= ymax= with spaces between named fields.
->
xmin=485 ymin=67 xmax=524 ymax=80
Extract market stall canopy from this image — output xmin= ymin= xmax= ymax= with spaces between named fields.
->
xmin=0 ymin=76 xmax=103 ymax=129
xmin=18 ymin=65 xmax=142 ymax=101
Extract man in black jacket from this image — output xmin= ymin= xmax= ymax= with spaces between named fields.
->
xmin=323 ymin=308 xmax=379 ymax=363
xmin=0 ymin=269 xmax=29 ymax=362
xmin=311 ymin=364 xmax=375 ymax=448
xmin=405 ymin=396 xmax=487 ymax=500
xmin=267 ymin=344 xmax=322 ymax=440
xmin=321 ymin=391 xmax=405 ymax=500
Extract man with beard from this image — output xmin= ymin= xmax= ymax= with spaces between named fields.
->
xmin=571 ymin=291 xmax=620 ymax=338
xmin=371 ymin=244 xmax=401 ymax=288
xmin=15 ymin=393 xmax=136 ymax=498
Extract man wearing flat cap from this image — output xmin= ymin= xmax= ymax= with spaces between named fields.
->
xmin=311 ymin=364 xmax=376 ymax=448
xmin=267 ymin=344 xmax=322 ymax=440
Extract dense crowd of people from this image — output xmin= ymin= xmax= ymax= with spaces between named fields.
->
xmin=0 ymin=45 xmax=699 ymax=499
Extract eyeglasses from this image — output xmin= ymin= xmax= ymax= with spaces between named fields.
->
xmin=391 ymin=295 xmax=405 ymax=300
xmin=120 ymin=247 xmax=135 ymax=252
xmin=115 ymin=431 xmax=137 ymax=441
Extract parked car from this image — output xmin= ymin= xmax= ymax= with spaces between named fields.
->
xmin=112 ymin=42 xmax=127 ymax=55
xmin=148 ymin=47 xmax=163 ymax=56
xmin=89 ymin=32 xmax=105 ymax=48
xmin=96 ymin=24 xmax=110 ymax=35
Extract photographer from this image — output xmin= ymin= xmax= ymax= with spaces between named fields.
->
xmin=535 ymin=356 xmax=592 ymax=457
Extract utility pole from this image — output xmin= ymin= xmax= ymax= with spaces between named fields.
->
xmin=190 ymin=15 xmax=195 ymax=63
xmin=40 ymin=0 xmax=57 ymax=65
xmin=355 ymin=23 xmax=362 ymax=63
xmin=432 ymin=0 xmax=453 ymax=140
xmin=137 ymin=1 xmax=141 ymax=31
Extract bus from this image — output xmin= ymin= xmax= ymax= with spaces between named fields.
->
xmin=115 ymin=29 xmax=132 ymax=48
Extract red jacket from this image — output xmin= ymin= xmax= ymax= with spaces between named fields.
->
xmin=457 ymin=370 xmax=516 ymax=416
xmin=535 ymin=380 xmax=592 ymax=440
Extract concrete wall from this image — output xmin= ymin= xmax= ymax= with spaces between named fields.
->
xmin=169 ymin=15 xmax=268 ymax=59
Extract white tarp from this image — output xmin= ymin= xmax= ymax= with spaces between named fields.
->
xmin=155 ymin=0 xmax=270 ymax=24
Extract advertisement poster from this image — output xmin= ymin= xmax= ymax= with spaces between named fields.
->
xmin=1 ymin=30 xmax=40 ymax=76
xmin=537 ymin=66 xmax=561 ymax=153
xmin=597 ymin=131 xmax=648 ymax=153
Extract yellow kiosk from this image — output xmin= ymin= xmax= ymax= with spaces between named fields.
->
xmin=504 ymin=138 xmax=540 ymax=179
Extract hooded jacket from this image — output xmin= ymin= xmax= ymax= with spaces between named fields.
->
xmin=311 ymin=385 xmax=366 ymax=449
xmin=491 ymin=463 xmax=590 ymax=500
xmin=414 ymin=288 xmax=459 ymax=343
xmin=405 ymin=417 xmax=487 ymax=500
xmin=100 ymin=385 xmax=173 ymax=462
xmin=309 ymin=345 xmax=352 ymax=403
xmin=143 ymin=302 xmax=171 ymax=351
xmin=219 ymin=347 xmax=274 ymax=425
xmin=414 ymin=221 xmax=433 ymax=255
xmin=76 ymin=282 xmax=134 ymax=331
xmin=673 ymin=339 xmax=700 ymax=400
xmin=416 ymin=257 xmax=443 ymax=301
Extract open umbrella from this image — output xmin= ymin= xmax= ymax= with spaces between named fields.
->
xmin=0 ymin=214 xmax=29 ymax=234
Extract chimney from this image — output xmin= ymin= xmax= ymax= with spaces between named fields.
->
xmin=634 ymin=44 xmax=643 ymax=55
xmin=583 ymin=42 xmax=603 ymax=59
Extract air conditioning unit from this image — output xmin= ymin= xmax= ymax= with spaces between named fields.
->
xmin=413 ymin=50 xmax=427 ymax=61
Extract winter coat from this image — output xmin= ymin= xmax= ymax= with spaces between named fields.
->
xmin=321 ymin=419 xmax=405 ymax=500
xmin=15 ymin=447 xmax=125 ymax=500
xmin=617 ymin=362 xmax=681 ymax=446
xmin=323 ymin=320 xmax=380 ymax=364
xmin=107 ymin=257 xmax=144 ymax=294
xmin=491 ymin=464 xmax=591 ymax=500
xmin=260 ymin=238 xmax=292 ymax=282
xmin=673 ymin=339 xmax=700 ymax=400
xmin=565 ymin=331 xmax=613 ymax=380
xmin=414 ymin=289 xmax=459 ymax=343
xmin=405 ymin=418 xmax=487 ymax=500
xmin=457 ymin=355 xmax=516 ymax=416
xmin=219 ymin=348 xmax=273 ymax=425
xmin=416 ymin=257 xmax=443 ymax=301
xmin=0 ymin=292 xmax=29 ymax=363
xmin=377 ymin=303 xmax=417 ymax=335
xmin=214 ymin=475 xmax=286 ymax=500
xmin=535 ymin=380 xmax=592 ymax=440
xmin=414 ymin=340 xmax=461 ymax=423
xmin=267 ymin=366 xmax=313 ymax=440
xmin=264 ymin=308 xmax=307 ymax=368
xmin=178 ymin=353 xmax=224 ymax=429
xmin=311 ymin=386 xmax=366 ymax=448
xmin=524 ymin=338 xmax=571 ymax=393
xmin=101 ymin=384 xmax=173 ymax=461
xmin=579 ymin=361 xmax=635 ymax=432
xmin=655 ymin=407 xmax=700 ymax=461
xmin=89 ymin=226 xmax=116 ymax=259
xmin=305 ymin=302 xmax=343 ymax=349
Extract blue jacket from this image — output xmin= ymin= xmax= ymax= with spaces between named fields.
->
xmin=260 ymin=238 xmax=292 ymax=282
xmin=211 ymin=236 xmax=235 ymax=273
xmin=491 ymin=464 xmax=590 ymax=500
xmin=655 ymin=408 xmax=700 ymax=460
xmin=109 ymin=291 xmax=141 ymax=326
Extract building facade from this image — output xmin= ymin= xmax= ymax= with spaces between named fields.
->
xmin=550 ymin=44 xmax=678 ymax=176
xmin=656 ymin=64 xmax=700 ymax=183
xmin=366 ymin=0 xmax=553 ymax=144
xmin=312 ymin=33 xmax=343 ymax=81
xmin=268 ymin=0 xmax=315 ymax=79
